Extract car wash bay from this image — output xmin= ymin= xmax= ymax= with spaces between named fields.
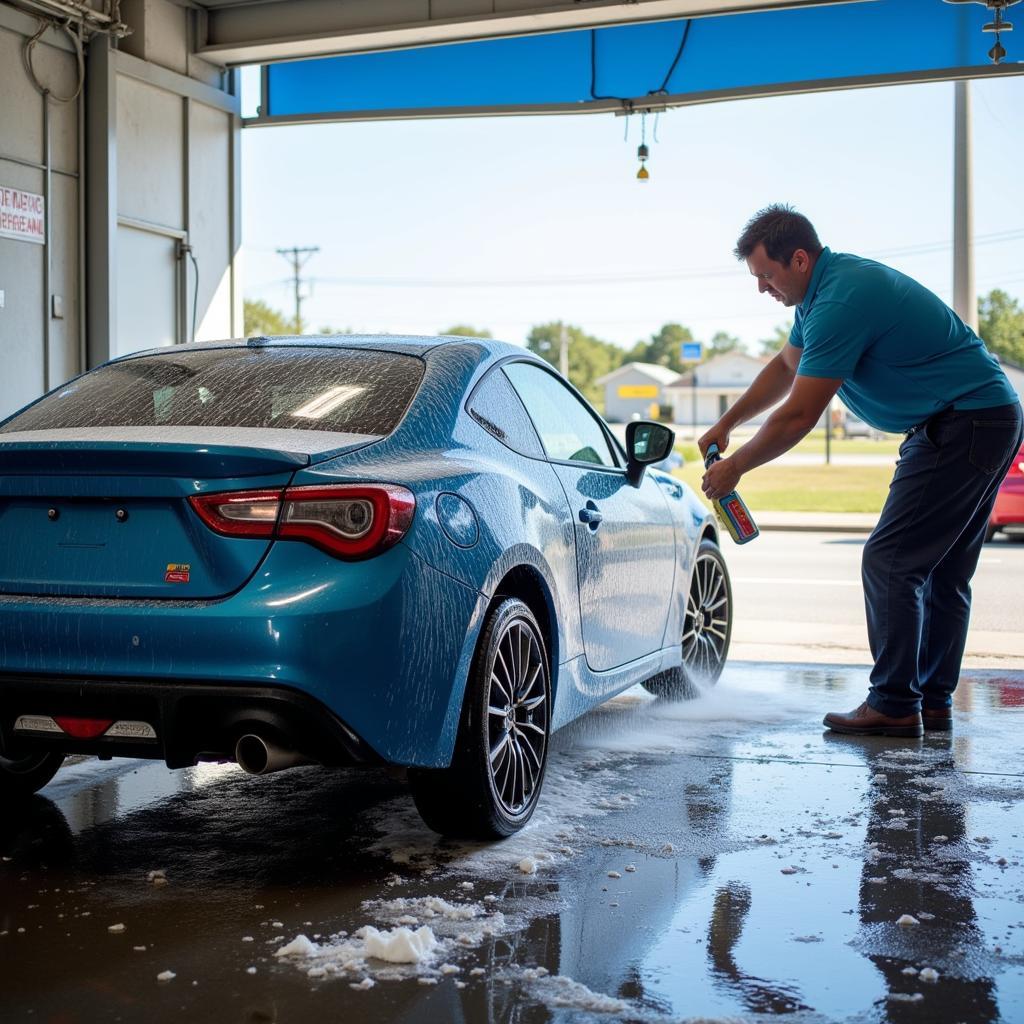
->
xmin=3 ymin=1 xmax=1024 ymax=1021
xmin=2 ymin=654 xmax=1023 ymax=1023
xmin=2 ymin=532 xmax=1023 ymax=1023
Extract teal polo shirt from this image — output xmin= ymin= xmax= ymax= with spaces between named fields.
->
xmin=790 ymin=247 xmax=1017 ymax=432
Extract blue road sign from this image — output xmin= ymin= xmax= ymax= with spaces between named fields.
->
xmin=681 ymin=342 xmax=702 ymax=361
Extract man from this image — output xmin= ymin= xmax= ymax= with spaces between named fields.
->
xmin=700 ymin=204 xmax=1022 ymax=737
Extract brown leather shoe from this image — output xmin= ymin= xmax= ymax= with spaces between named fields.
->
xmin=922 ymin=707 xmax=953 ymax=732
xmin=823 ymin=701 xmax=923 ymax=738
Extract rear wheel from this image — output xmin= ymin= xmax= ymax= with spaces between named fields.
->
xmin=0 ymin=752 xmax=64 ymax=800
xmin=643 ymin=538 xmax=732 ymax=700
xmin=410 ymin=598 xmax=551 ymax=839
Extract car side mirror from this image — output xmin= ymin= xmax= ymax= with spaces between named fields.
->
xmin=624 ymin=421 xmax=676 ymax=487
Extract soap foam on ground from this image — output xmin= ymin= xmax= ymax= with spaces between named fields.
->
xmin=365 ymin=680 xmax=802 ymax=877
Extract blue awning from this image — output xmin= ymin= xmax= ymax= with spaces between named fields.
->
xmin=254 ymin=0 xmax=1022 ymax=124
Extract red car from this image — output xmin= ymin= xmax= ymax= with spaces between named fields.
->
xmin=988 ymin=441 xmax=1024 ymax=541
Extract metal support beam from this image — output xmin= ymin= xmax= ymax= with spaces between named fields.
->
xmin=42 ymin=90 xmax=51 ymax=393
xmin=953 ymin=79 xmax=977 ymax=333
xmin=229 ymin=102 xmax=243 ymax=338
xmin=198 ymin=0 xmax=865 ymax=66
xmin=85 ymin=33 xmax=117 ymax=367
xmin=244 ymin=61 xmax=1024 ymax=129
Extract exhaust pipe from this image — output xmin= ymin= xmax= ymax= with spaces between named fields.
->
xmin=235 ymin=733 xmax=311 ymax=775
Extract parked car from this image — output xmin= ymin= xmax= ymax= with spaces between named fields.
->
xmin=840 ymin=412 xmax=883 ymax=440
xmin=987 ymin=440 xmax=1024 ymax=541
xmin=0 ymin=336 xmax=730 ymax=838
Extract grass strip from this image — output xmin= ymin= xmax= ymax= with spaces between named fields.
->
xmin=674 ymin=462 xmax=892 ymax=514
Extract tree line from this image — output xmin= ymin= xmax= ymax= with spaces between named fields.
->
xmin=244 ymin=288 xmax=1024 ymax=407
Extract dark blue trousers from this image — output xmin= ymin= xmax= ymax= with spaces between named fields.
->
xmin=863 ymin=402 xmax=1023 ymax=716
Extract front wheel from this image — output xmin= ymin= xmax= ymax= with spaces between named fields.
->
xmin=0 ymin=752 xmax=65 ymax=801
xmin=410 ymin=598 xmax=551 ymax=839
xmin=643 ymin=538 xmax=732 ymax=700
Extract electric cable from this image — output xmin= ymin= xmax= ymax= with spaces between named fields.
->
xmin=589 ymin=29 xmax=629 ymax=102
xmin=188 ymin=248 xmax=200 ymax=343
xmin=648 ymin=20 xmax=693 ymax=96
xmin=23 ymin=16 xmax=85 ymax=104
xmin=591 ymin=19 xmax=694 ymax=105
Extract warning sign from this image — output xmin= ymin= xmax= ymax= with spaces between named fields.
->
xmin=0 ymin=185 xmax=45 ymax=245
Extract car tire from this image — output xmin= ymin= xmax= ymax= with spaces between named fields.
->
xmin=0 ymin=752 xmax=64 ymax=800
xmin=643 ymin=538 xmax=732 ymax=700
xmin=409 ymin=598 xmax=551 ymax=839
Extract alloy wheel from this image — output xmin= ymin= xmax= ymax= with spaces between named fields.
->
xmin=486 ymin=618 xmax=549 ymax=816
xmin=683 ymin=549 xmax=730 ymax=679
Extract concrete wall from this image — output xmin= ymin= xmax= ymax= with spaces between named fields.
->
xmin=95 ymin=14 xmax=241 ymax=365
xmin=0 ymin=0 xmax=240 ymax=420
xmin=0 ymin=12 xmax=82 ymax=419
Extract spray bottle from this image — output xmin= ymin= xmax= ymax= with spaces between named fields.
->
xmin=703 ymin=443 xmax=759 ymax=544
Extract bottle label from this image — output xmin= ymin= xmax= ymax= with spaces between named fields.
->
xmin=722 ymin=496 xmax=757 ymax=539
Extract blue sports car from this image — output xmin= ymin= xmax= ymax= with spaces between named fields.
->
xmin=0 ymin=336 xmax=731 ymax=837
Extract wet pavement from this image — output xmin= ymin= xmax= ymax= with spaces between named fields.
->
xmin=2 ymin=663 xmax=1022 ymax=1024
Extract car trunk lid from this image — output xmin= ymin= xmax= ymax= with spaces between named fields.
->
xmin=0 ymin=427 xmax=379 ymax=598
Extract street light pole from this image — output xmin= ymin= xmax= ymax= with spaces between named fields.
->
xmin=953 ymin=80 xmax=977 ymax=333
xmin=276 ymin=246 xmax=320 ymax=333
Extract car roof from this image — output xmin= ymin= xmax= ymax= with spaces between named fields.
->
xmin=113 ymin=334 xmax=533 ymax=362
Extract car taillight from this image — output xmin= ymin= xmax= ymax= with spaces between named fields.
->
xmin=189 ymin=484 xmax=415 ymax=560
xmin=189 ymin=489 xmax=283 ymax=537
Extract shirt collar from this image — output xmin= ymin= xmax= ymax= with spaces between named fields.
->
xmin=798 ymin=246 xmax=832 ymax=314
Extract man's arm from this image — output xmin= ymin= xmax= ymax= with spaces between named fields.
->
xmin=702 ymin=372 xmax=842 ymax=500
xmin=698 ymin=345 xmax=800 ymax=456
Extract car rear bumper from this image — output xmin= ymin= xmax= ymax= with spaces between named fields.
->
xmin=0 ymin=541 xmax=486 ymax=768
xmin=0 ymin=676 xmax=383 ymax=769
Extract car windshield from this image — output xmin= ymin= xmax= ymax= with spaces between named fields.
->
xmin=1 ymin=346 xmax=425 ymax=436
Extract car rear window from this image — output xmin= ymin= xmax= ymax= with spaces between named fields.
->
xmin=1 ymin=346 xmax=425 ymax=436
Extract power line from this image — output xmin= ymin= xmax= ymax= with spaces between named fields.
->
xmin=259 ymin=229 xmax=1024 ymax=292
xmin=275 ymin=246 xmax=320 ymax=332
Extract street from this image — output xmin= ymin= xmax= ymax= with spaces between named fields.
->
xmin=728 ymin=531 xmax=1024 ymax=669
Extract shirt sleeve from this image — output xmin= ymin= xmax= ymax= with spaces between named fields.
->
xmin=788 ymin=315 xmax=804 ymax=351
xmin=797 ymin=300 xmax=873 ymax=380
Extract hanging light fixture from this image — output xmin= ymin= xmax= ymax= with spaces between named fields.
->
xmin=636 ymin=113 xmax=650 ymax=182
xmin=943 ymin=0 xmax=1018 ymax=63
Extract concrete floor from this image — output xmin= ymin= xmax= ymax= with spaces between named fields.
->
xmin=2 ymin=662 xmax=1022 ymax=1024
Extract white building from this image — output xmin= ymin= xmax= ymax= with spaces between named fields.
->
xmin=597 ymin=362 xmax=682 ymax=422
xmin=997 ymin=358 xmax=1024 ymax=402
xmin=664 ymin=353 xmax=773 ymax=428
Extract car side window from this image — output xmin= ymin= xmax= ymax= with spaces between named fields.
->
xmin=502 ymin=362 xmax=617 ymax=468
xmin=466 ymin=366 xmax=545 ymax=459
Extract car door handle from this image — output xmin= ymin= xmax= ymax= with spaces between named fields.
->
xmin=578 ymin=505 xmax=603 ymax=528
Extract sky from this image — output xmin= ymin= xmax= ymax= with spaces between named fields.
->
xmin=240 ymin=71 xmax=1023 ymax=356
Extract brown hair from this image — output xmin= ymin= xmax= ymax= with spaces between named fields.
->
xmin=734 ymin=204 xmax=823 ymax=265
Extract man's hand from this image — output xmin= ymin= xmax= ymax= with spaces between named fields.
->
xmin=702 ymin=456 xmax=742 ymax=501
xmin=698 ymin=425 xmax=730 ymax=459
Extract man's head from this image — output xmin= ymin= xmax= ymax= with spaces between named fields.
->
xmin=734 ymin=204 xmax=823 ymax=308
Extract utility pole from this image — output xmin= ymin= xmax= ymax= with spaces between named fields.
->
xmin=559 ymin=323 xmax=569 ymax=380
xmin=276 ymin=246 xmax=320 ymax=333
xmin=953 ymin=81 xmax=977 ymax=332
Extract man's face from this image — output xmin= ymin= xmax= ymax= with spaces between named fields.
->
xmin=746 ymin=243 xmax=813 ymax=308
